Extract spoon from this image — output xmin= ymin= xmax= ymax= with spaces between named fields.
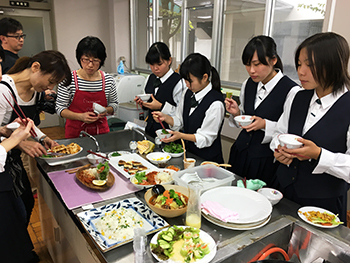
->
xmin=152 ymin=184 xmax=165 ymax=196
xmin=181 ymin=139 xmax=187 ymax=162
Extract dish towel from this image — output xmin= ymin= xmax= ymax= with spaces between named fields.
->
xmin=237 ymin=179 xmax=266 ymax=191
xmin=201 ymin=200 xmax=239 ymax=222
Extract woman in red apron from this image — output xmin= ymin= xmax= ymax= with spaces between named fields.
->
xmin=56 ymin=36 xmax=118 ymax=139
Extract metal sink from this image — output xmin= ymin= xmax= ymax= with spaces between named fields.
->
xmin=216 ymin=216 xmax=350 ymax=263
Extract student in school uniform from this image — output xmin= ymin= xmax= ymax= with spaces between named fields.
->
xmin=135 ymin=42 xmax=183 ymax=138
xmin=152 ymin=53 xmax=225 ymax=163
xmin=271 ymin=32 xmax=350 ymax=223
xmin=225 ymin=35 xmax=300 ymax=186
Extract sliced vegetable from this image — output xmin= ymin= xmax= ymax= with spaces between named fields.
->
xmin=97 ymin=161 xmax=109 ymax=180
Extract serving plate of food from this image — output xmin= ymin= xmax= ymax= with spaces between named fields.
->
xmin=130 ymin=169 xmax=174 ymax=189
xmin=109 ymin=153 xmax=158 ymax=178
xmin=76 ymin=162 xmax=115 ymax=190
xmin=150 ymin=225 xmax=216 ymax=263
xmin=39 ymin=143 xmax=83 ymax=165
xmin=77 ymin=197 xmax=169 ymax=252
xmin=298 ymin=206 xmax=343 ymax=228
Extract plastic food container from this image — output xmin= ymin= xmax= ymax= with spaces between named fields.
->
xmin=173 ymin=164 xmax=235 ymax=192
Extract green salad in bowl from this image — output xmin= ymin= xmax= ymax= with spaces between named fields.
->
xmin=163 ymin=142 xmax=184 ymax=158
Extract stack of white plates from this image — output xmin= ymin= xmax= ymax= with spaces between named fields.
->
xmin=201 ymin=186 xmax=272 ymax=230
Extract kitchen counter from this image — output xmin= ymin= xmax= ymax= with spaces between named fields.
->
xmin=36 ymin=129 xmax=350 ymax=263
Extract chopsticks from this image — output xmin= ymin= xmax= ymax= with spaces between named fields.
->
xmin=157 ymin=116 xmax=167 ymax=131
xmin=3 ymin=92 xmax=37 ymax=137
xmin=65 ymin=163 xmax=91 ymax=174
xmin=243 ymin=177 xmax=247 ymax=188
xmin=87 ymin=150 xmax=109 ymax=160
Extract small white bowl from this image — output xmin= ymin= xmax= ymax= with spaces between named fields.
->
xmin=146 ymin=152 xmax=171 ymax=167
xmin=6 ymin=122 xmax=20 ymax=131
xmin=278 ymin=134 xmax=303 ymax=149
xmin=136 ymin=94 xmax=151 ymax=102
xmin=234 ymin=115 xmax=253 ymax=126
xmin=93 ymin=102 xmax=106 ymax=115
xmin=86 ymin=153 xmax=107 ymax=165
xmin=258 ymin=187 xmax=283 ymax=206
xmin=162 ymin=149 xmax=184 ymax=158
xmin=156 ymin=129 xmax=172 ymax=140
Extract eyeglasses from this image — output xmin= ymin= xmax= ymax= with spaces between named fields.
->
xmin=6 ymin=34 xmax=26 ymax=40
xmin=81 ymin=58 xmax=101 ymax=65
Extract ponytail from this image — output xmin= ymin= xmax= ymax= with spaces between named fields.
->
xmin=210 ymin=66 xmax=221 ymax=92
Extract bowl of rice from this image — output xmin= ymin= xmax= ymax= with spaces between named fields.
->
xmin=130 ymin=169 xmax=174 ymax=189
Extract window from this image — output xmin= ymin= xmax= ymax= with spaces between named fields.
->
xmin=132 ymin=0 xmax=327 ymax=87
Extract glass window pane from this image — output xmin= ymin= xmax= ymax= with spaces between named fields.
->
xmin=220 ymin=0 xmax=266 ymax=84
xmin=272 ymin=0 xmax=326 ymax=81
xmin=158 ymin=0 xmax=183 ymax=70
xmin=187 ymin=4 xmax=214 ymax=61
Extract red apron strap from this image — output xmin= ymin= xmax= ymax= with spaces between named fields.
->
xmin=73 ymin=70 xmax=80 ymax=91
xmin=100 ymin=70 xmax=106 ymax=91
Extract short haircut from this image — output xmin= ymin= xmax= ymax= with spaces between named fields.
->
xmin=295 ymin=32 xmax=350 ymax=94
xmin=0 ymin=44 xmax=4 ymax=60
xmin=145 ymin=42 xmax=171 ymax=65
xmin=76 ymin=36 xmax=106 ymax=69
xmin=0 ymin=17 xmax=23 ymax=36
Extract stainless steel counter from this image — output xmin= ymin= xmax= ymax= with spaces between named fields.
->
xmin=36 ymin=129 xmax=350 ymax=263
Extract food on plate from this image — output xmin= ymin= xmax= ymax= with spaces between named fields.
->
xmin=163 ymin=142 xmax=184 ymax=154
xmin=131 ymin=170 xmax=173 ymax=185
xmin=150 ymin=189 xmax=187 ymax=210
xmin=76 ymin=161 xmax=110 ymax=184
xmin=151 ymin=225 xmax=210 ymax=262
xmin=137 ymin=140 xmax=155 ymax=154
xmin=92 ymin=180 xmax=107 ymax=186
xmin=110 ymin=151 xmax=121 ymax=157
xmin=299 ymin=210 xmax=343 ymax=226
xmin=166 ymin=165 xmax=180 ymax=172
xmin=95 ymin=207 xmax=145 ymax=242
xmin=118 ymin=160 xmax=151 ymax=175
xmin=43 ymin=142 xmax=81 ymax=157
xmin=150 ymin=155 xmax=171 ymax=162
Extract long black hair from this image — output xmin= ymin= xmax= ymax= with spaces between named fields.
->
xmin=180 ymin=53 xmax=221 ymax=93
xmin=242 ymin=35 xmax=283 ymax=72
xmin=7 ymin=50 xmax=72 ymax=87
xmin=145 ymin=42 xmax=172 ymax=65
xmin=295 ymin=32 xmax=350 ymax=94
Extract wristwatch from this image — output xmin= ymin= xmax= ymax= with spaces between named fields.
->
xmin=39 ymin=135 xmax=47 ymax=145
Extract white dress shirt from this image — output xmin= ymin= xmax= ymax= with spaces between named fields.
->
xmin=144 ymin=68 xmax=184 ymax=117
xmin=270 ymin=87 xmax=350 ymax=183
xmin=171 ymin=83 xmax=225 ymax=148
xmin=228 ymin=70 xmax=301 ymax=144
xmin=0 ymin=145 xmax=7 ymax=172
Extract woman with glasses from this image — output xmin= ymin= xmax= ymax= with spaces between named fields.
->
xmin=0 ymin=17 xmax=25 ymax=74
xmin=56 ymin=36 xmax=118 ymax=138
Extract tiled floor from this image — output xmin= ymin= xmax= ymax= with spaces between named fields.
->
xmin=28 ymin=126 xmax=66 ymax=263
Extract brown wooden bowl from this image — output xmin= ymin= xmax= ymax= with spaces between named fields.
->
xmin=76 ymin=167 xmax=115 ymax=190
xmin=144 ymin=184 xmax=189 ymax=218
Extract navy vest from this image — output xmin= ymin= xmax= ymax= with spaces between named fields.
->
xmin=276 ymin=90 xmax=350 ymax=198
xmin=183 ymin=89 xmax=224 ymax=163
xmin=234 ymin=76 xmax=297 ymax=157
xmin=145 ymin=72 xmax=181 ymax=137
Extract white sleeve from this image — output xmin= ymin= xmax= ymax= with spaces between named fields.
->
xmin=228 ymin=80 xmax=246 ymax=128
xmin=170 ymin=89 xmax=186 ymax=131
xmin=162 ymin=79 xmax=185 ymax=116
xmin=0 ymin=145 xmax=7 ymax=172
xmin=312 ymin=126 xmax=350 ymax=183
xmin=194 ymin=101 xmax=225 ymax=148
xmin=263 ymin=86 xmax=301 ymax=144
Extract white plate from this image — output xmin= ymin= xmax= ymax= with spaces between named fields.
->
xmin=77 ymin=197 xmax=169 ymax=252
xmin=108 ymin=151 xmax=131 ymax=159
xmin=130 ymin=169 xmax=174 ymax=189
xmin=201 ymin=186 xmax=272 ymax=224
xmin=202 ymin=212 xmax=271 ymax=231
xmin=297 ymin=206 xmax=342 ymax=229
xmin=109 ymin=153 xmax=158 ymax=178
xmin=38 ymin=147 xmax=84 ymax=165
xmin=150 ymin=226 xmax=217 ymax=263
